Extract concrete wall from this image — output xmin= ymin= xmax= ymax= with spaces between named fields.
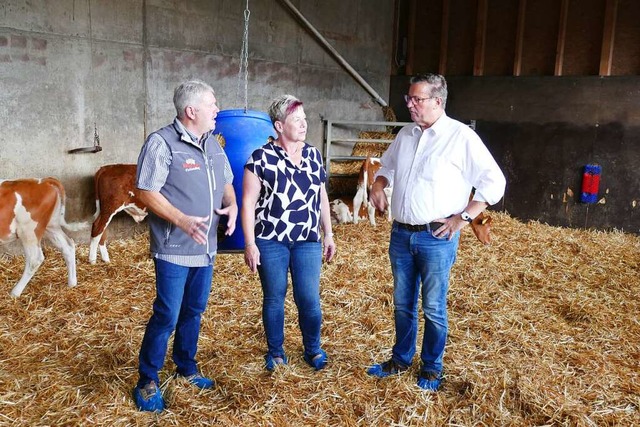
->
xmin=391 ymin=75 xmax=640 ymax=234
xmin=0 ymin=0 xmax=393 ymax=237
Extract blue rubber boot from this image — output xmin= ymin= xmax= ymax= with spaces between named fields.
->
xmin=265 ymin=353 xmax=288 ymax=371
xmin=179 ymin=373 xmax=215 ymax=389
xmin=133 ymin=381 xmax=165 ymax=412
xmin=366 ymin=359 xmax=409 ymax=378
xmin=417 ymin=370 xmax=442 ymax=391
xmin=303 ymin=349 xmax=327 ymax=371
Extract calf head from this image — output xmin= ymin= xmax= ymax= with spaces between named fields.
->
xmin=470 ymin=214 xmax=492 ymax=245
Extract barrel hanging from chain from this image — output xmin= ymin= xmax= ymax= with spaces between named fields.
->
xmin=580 ymin=164 xmax=601 ymax=204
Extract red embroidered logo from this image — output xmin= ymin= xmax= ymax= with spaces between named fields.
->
xmin=182 ymin=158 xmax=201 ymax=172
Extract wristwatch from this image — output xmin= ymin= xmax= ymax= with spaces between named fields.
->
xmin=460 ymin=211 xmax=473 ymax=223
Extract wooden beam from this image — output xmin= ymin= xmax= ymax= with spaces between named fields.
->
xmin=599 ymin=0 xmax=618 ymax=76
xmin=439 ymin=0 xmax=450 ymax=75
xmin=474 ymin=0 xmax=488 ymax=76
xmin=513 ymin=0 xmax=526 ymax=76
xmin=391 ymin=0 xmax=401 ymax=75
xmin=554 ymin=0 xmax=569 ymax=76
xmin=406 ymin=0 xmax=417 ymax=75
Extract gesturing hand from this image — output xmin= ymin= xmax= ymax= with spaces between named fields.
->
xmin=215 ymin=204 xmax=238 ymax=236
xmin=179 ymin=215 xmax=210 ymax=245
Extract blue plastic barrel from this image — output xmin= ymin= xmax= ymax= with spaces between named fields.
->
xmin=214 ymin=109 xmax=276 ymax=252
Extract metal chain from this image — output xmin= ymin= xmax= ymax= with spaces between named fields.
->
xmin=236 ymin=0 xmax=250 ymax=111
xmin=94 ymin=122 xmax=101 ymax=147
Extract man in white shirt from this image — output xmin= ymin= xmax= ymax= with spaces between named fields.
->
xmin=366 ymin=73 xmax=506 ymax=391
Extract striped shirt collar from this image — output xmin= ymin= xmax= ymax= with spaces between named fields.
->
xmin=174 ymin=117 xmax=210 ymax=146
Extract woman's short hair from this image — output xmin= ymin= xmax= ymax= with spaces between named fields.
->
xmin=268 ymin=94 xmax=304 ymax=125
xmin=173 ymin=80 xmax=215 ymax=119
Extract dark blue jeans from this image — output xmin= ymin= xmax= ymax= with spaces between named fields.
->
xmin=388 ymin=222 xmax=459 ymax=373
xmin=256 ymin=239 xmax=323 ymax=359
xmin=137 ymin=258 xmax=213 ymax=388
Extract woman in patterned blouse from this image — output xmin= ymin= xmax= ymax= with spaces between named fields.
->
xmin=241 ymin=94 xmax=336 ymax=372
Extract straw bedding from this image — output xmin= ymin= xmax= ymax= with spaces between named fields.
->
xmin=0 ymin=212 xmax=638 ymax=426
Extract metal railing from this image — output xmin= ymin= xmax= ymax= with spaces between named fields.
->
xmin=324 ymin=120 xmax=411 ymax=192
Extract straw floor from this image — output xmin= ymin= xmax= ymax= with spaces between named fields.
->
xmin=0 ymin=212 xmax=638 ymax=426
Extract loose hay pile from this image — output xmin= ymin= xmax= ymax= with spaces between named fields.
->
xmin=0 ymin=213 xmax=638 ymax=426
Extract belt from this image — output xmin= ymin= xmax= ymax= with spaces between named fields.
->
xmin=396 ymin=221 xmax=444 ymax=232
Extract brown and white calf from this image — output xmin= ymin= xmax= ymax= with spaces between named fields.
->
xmin=330 ymin=196 xmax=375 ymax=224
xmin=0 ymin=178 xmax=86 ymax=297
xmin=466 ymin=190 xmax=493 ymax=245
xmin=353 ymin=157 xmax=392 ymax=226
xmin=469 ymin=211 xmax=492 ymax=245
xmin=330 ymin=198 xmax=354 ymax=224
xmin=90 ymin=164 xmax=147 ymax=264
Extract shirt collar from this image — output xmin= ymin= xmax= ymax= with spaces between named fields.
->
xmin=174 ymin=117 xmax=204 ymax=145
xmin=411 ymin=112 xmax=450 ymax=136
xmin=429 ymin=112 xmax=449 ymax=135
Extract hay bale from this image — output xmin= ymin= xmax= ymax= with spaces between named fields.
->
xmin=327 ymin=175 xmax=358 ymax=198
xmin=329 ymin=160 xmax=363 ymax=176
xmin=329 ymin=106 xmax=399 ymax=176
xmin=351 ymin=131 xmax=394 ymax=158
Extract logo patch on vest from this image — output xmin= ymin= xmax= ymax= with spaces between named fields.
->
xmin=182 ymin=158 xmax=201 ymax=172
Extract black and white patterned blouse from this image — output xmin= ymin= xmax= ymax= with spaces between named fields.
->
xmin=245 ymin=141 xmax=326 ymax=242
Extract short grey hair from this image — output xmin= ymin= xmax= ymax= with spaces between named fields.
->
xmin=410 ymin=73 xmax=448 ymax=108
xmin=267 ymin=94 xmax=304 ymax=125
xmin=173 ymin=80 xmax=215 ymax=119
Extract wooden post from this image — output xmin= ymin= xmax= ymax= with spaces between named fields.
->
xmin=599 ymin=0 xmax=618 ymax=76
xmin=406 ymin=0 xmax=417 ymax=75
xmin=554 ymin=0 xmax=569 ymax=76
xmin=439 ymin=0 xmax=450 ymax=75
xmin=513 ymin=0 xmax=526 ymax=76
xmin=474 ymin=0 xmax=488 ymax=76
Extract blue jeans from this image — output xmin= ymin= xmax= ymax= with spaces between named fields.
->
xmin=137 ymin=258 xmax=213 ymax=387
xmin=256 ymin=239 xmax=323 ymax=359
xmin=388 ymin=222 xmax=459 ymax=373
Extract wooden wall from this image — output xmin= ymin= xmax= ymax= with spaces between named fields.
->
xmin=389 ymin=0 xmax=640 ymax=232
xmin=393 ymin=0 xmax=640 ymax=77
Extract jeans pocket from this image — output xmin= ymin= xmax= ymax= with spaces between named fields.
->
xmin=430 ymin=229 xmax=449 ymax=240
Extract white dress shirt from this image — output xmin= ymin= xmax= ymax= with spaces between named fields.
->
xmin=376 ymin=113 xmax=506 ymax=225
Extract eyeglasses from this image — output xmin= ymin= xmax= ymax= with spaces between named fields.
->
xmin=404 ymin=95 xmax=434 ymax=104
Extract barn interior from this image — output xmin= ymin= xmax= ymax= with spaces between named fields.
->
xmin=2 ymin=0 xmax=638 ymax=234
xmin=1 ymin=1 xmax=639 ymax=426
